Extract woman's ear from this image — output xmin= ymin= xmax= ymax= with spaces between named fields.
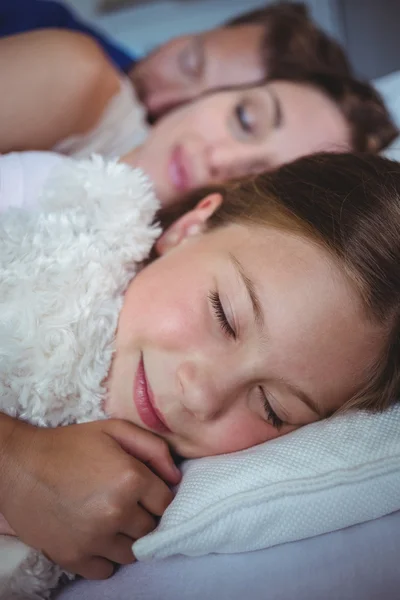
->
xmin=155 ymin=193 xmax=222 ymax=256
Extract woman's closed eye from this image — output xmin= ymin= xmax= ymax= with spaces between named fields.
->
xmin=209 ymin=290 xmax=236 ymax=339
xmin=258 ymin=386 xmax=284 ymax=430
xmin=235 ymin=102 xmax=255 ymax=135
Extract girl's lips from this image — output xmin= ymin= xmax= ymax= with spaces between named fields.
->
xmin=168 ymin=145 xmax=192 ymax=193
xmin=134 ymin=355 xmax=171 ymax=434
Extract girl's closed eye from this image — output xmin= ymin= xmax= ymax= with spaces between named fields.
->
xmin=210 ymin=292 xmax=284 ymax=430
xmin=209 ymin=290 xmax=236 ymax=339
xmin=258 ymin=386 xmax=284 ymax=430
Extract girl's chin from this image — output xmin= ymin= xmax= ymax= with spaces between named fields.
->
xmin=157 ymin=175 xmax=190 ymax=208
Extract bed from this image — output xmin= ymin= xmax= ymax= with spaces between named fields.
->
xmin=56 ymin=509 xmax=400 ymax=600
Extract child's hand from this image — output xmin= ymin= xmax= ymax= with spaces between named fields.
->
xmin=0 ymin=417 xmax=181 ymax=579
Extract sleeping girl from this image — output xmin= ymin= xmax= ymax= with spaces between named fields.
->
xmin=0 ymin=150 xmax=400 ymax=598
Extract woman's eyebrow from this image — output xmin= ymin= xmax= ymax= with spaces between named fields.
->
xmin=228 ymin=252 xmax=264 ymax=330
xmin=269 ymin=88 xmax=283 ymax=129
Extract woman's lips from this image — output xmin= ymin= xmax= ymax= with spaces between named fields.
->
xmin=134 ymin=355 xmax=171 ymax=434
xmin=168 ymin=145 xmax=192 ymax=193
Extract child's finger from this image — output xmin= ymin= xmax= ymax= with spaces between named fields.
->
xmin=104 ymin=419 xmax=181 ymax=485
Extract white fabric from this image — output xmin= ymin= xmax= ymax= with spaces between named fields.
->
xmin=133 ymin=405 xmax=400 ymax=559
xmin=53 ymin=77 xmax=149 ymax=159
xmin=375 ymin=69 xmax=400 ymax=161
xmin=0 ymin=155 xmax=160 ymax=598
xmin=57 ymin=510 xmax=400 ymax=600
xmin=0 ymin=151 xmax=66 ymax=212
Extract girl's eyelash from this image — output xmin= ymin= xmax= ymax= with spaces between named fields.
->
xmin=209 ymin=291 xmax=282 ymax=430
xmin=258 ymin=386 xmax=284 ymax=430
xmin=209 ymin=291 xmax=236 ymax=339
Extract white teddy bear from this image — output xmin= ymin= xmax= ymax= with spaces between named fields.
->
xmin=0 ymin=155 xmax=161 ymax=599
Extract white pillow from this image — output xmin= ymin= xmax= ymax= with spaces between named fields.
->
xmin=375 ymin=69 xmax=400 ymax=161
xmin=133 ymin=405 xmax=400 ymax=559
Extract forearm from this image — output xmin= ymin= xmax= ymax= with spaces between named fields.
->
xmin=0 ymin=414 xmax=38 ymax=537
xmin=0 ymin=413 xmax=23 ymax=515
xmin=0 ymin=29 xmax=121 ymax=153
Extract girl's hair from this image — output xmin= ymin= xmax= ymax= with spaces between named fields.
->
xmin=208 ymin=152 xmax=400 ymax=414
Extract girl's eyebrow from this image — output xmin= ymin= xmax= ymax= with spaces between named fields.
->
xmin=228 ymin=252 xmax=264 ymax=329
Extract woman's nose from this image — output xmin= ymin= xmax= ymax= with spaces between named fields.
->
xmin=207 ymin=144 xmax=239 ymax=181
xmin=177 ymin=360 xmax=227 ymax=422
xmin=207 ymin=144 xmax=263 ymax=182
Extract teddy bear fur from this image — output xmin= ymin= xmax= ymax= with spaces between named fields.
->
xmin=0 ymin=155 xmax=161 ymax=599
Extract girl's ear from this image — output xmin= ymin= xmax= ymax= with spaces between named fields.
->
xmin=155 ymin=193 xmax=223 ymax=256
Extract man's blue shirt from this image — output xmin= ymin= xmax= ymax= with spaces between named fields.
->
xmin=0 ymin=0 xmax=136 ymax=72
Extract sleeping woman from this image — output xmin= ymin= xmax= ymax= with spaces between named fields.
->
xmin=0 ymin=29 xmax=397 ymax=210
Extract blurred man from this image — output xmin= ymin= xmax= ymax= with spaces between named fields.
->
xmin=0 ymin=0 xmax=351 ymax=119
xmin=131 ymin=3 xmax=352 ymax=119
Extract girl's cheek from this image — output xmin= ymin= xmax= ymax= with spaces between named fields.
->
xmin=211 ymin=419 xmax=269 ymax=455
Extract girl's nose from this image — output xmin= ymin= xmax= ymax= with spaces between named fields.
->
xmin=177 ymin=359 xmax=228 ymax=422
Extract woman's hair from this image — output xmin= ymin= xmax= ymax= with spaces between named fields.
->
xmin=227 ymin=2 xmax=352 ymax=79
xmin=208 ymin=152 xmax=400 ymax=414
xmin=225 ymin=2 xmax=397 ymax=153
xmin=270 ymin=70 xmax=398 ymax=153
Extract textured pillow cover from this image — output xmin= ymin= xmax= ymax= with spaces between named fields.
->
xmin=133 ymin=405 xmax=400 ymax=559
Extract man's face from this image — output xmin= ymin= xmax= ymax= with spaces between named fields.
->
xmin=130 ymin=24 xmax=265 ymax=119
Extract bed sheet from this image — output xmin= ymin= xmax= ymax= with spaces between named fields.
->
xmin=56 ymin=509 xmax=400 ymax=600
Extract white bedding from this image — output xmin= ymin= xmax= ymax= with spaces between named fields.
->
xmin=56 ymin=509 xmax=400 ymax=600
xmin=375 ymin=69 xmax=400 ymax=161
